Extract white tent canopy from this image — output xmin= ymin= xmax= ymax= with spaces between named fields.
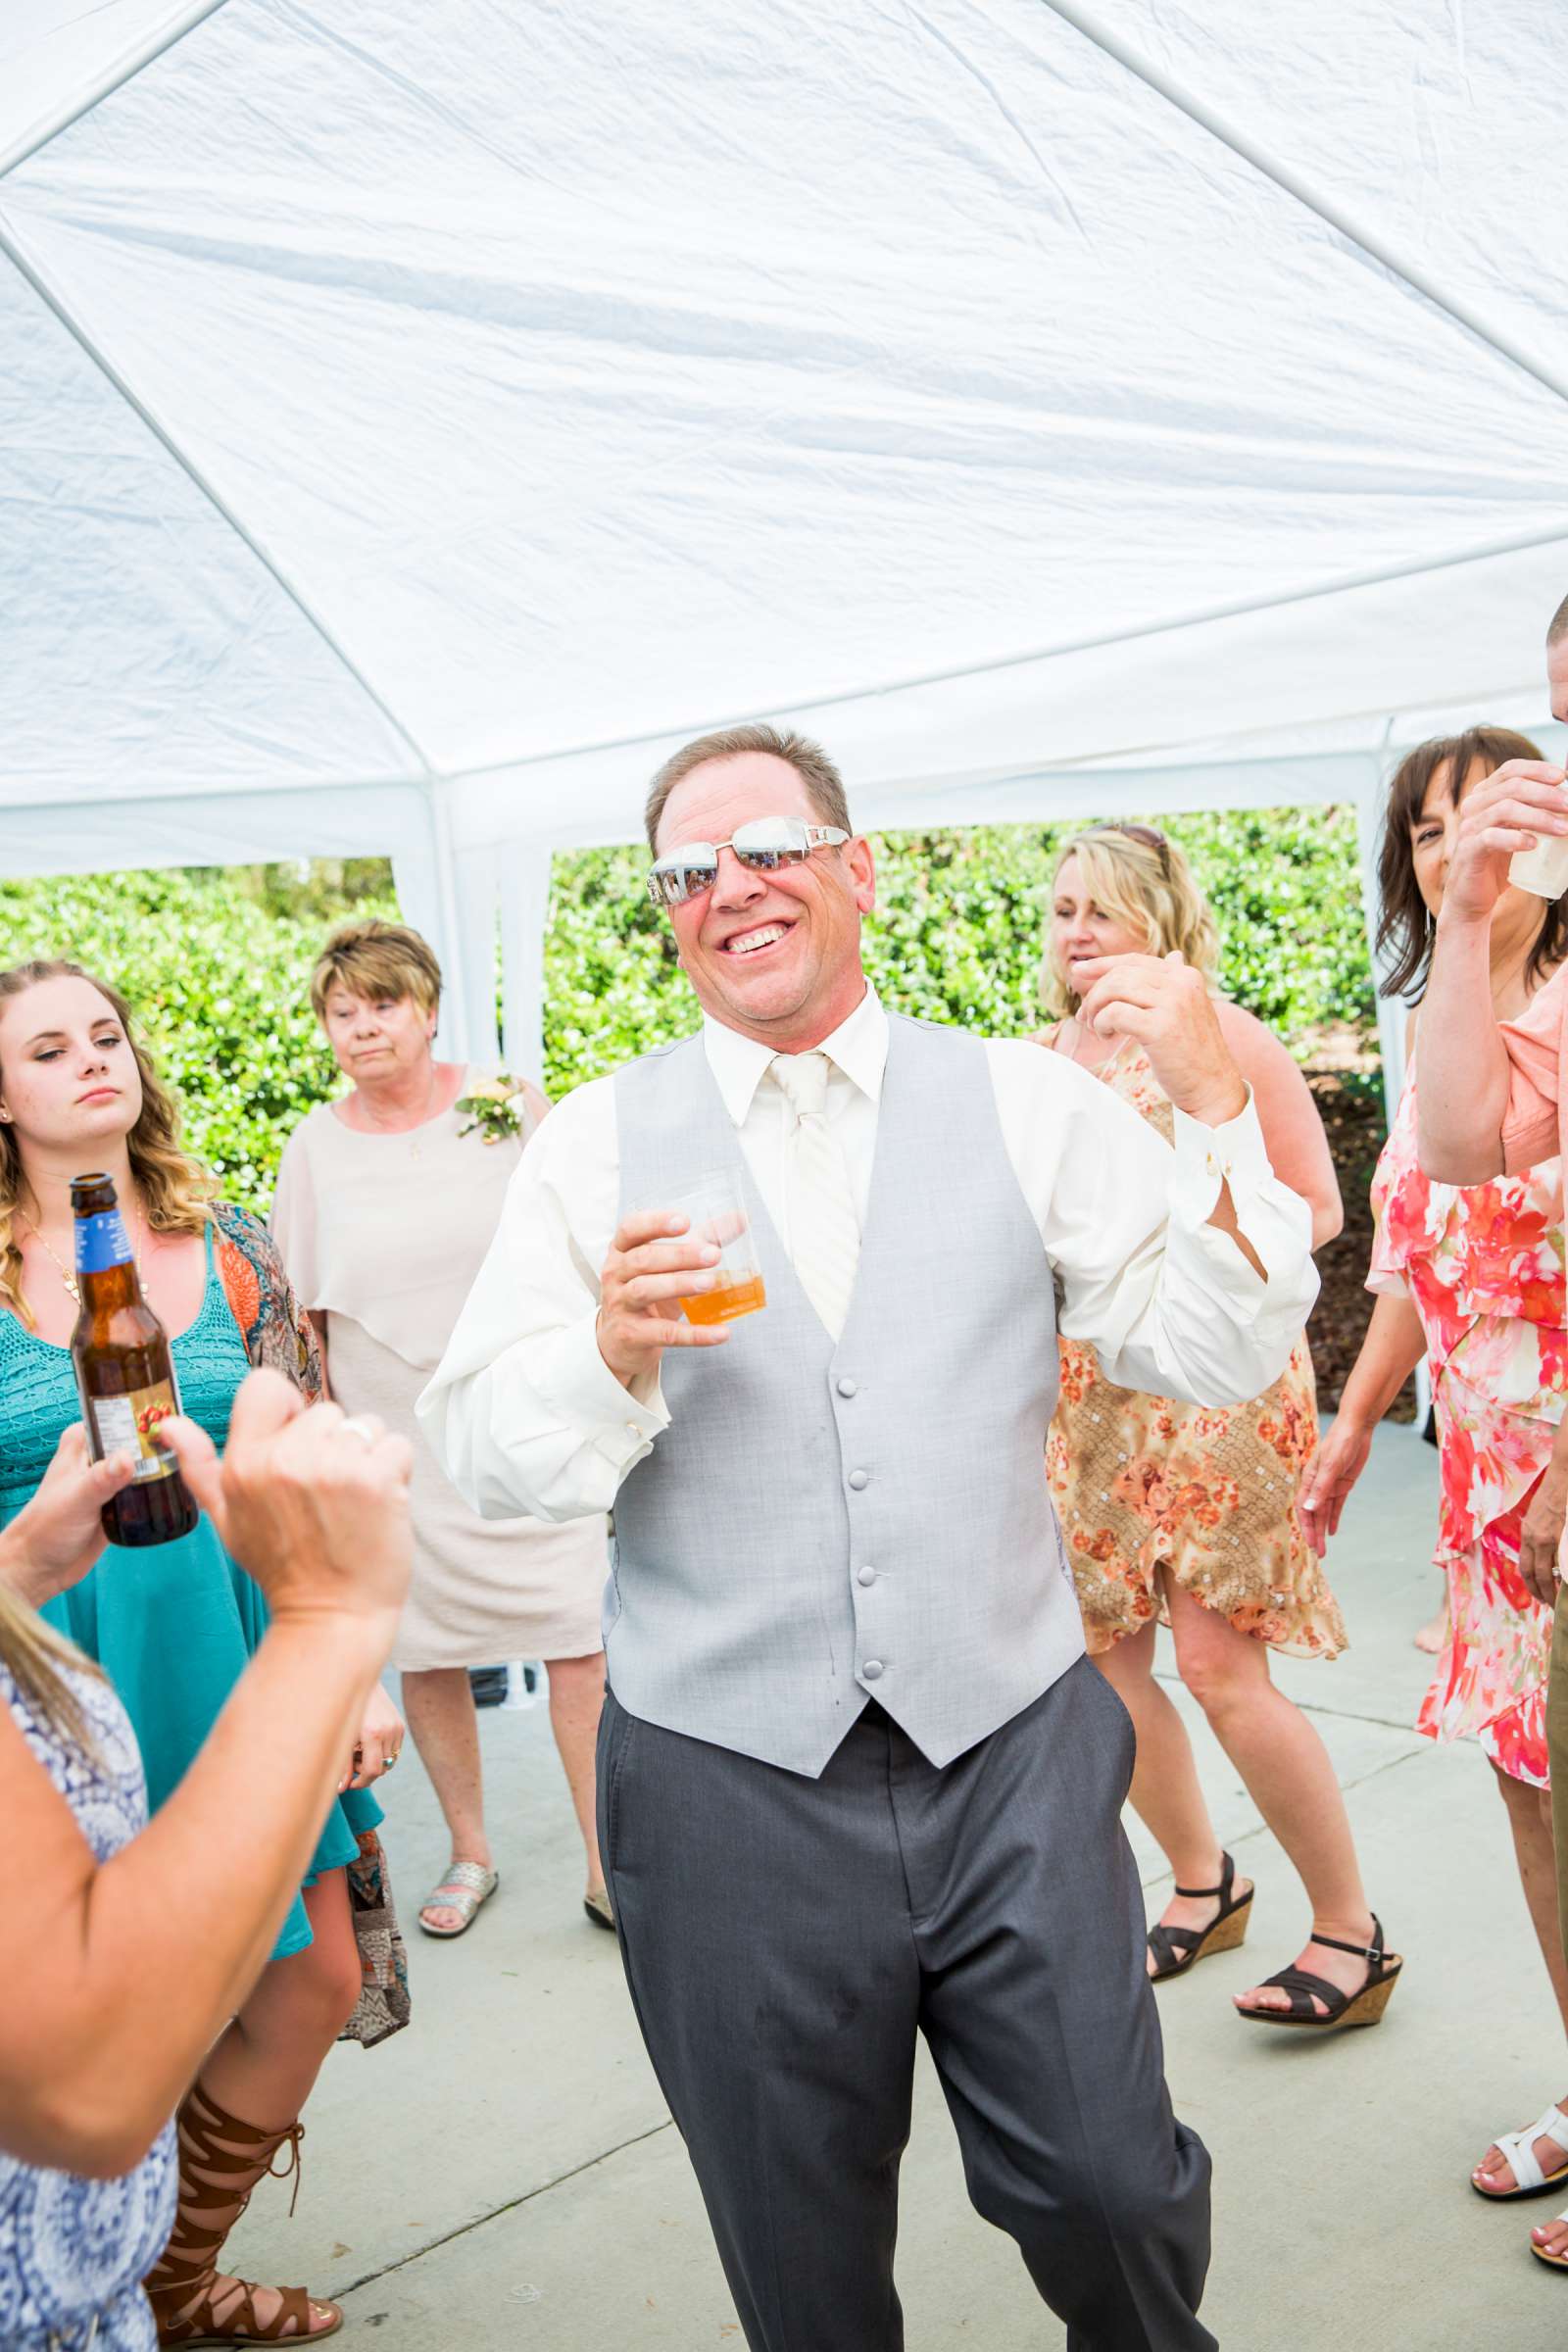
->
xmin=4 ymin=0 xmax=1568 ymax=1084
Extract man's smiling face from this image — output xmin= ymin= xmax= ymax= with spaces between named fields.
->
xmin=656 ymin=751 xmax=875 ymax=1047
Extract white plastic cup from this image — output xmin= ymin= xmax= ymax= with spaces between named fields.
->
xmin=1510 ymin=829 xmax=1568 ymax=900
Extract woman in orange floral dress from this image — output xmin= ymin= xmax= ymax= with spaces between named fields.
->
xmin=1302 ymin=728 xmax=1568 ymax=2219
xmin=1040 ymin=826 xmax=1383 ymax=2027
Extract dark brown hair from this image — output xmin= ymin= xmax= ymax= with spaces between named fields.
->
xmin=1377 ymin=726 xmax=1561 ymax=1001
xmin=644 ymin=722 xmax=853 ymax=850
xmin=1547 ymin=592 xmax=1568 ymax=646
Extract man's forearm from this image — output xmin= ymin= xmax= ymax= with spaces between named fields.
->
xmin=1417 ymin=910 xmax=1510 ymax=1181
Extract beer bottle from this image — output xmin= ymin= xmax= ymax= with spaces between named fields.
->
xmin=70 ymin=1171 xmax=198 ymax=1546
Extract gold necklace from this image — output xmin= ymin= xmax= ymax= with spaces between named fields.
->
xmin=19 ymin=1205 xmax=147 ymax=1306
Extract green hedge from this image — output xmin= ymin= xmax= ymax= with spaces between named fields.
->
xmin=541 ymin=806 xmax=1376 ymax=1097
xmin=4 ymin=807 xmax=1375 ymax=1212
xmin=0 ymin=864 xmax=397 ymax=1214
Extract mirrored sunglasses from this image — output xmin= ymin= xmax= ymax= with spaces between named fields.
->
xmin=647 ymin=816 xmax=851 ymax=907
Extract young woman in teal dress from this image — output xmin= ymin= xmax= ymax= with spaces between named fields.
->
xmin=0 ymin=958 xmax=406 ymax=2348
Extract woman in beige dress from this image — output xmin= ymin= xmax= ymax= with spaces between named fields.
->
xmin=1039 ymin=826 xmax=1399 ymax=2034
xmin=271 ymin=920 xmax=612 ymax=1936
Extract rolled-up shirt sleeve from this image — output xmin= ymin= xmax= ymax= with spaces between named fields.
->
xmin=1499 ymin=965 xmax=1567 ymax=1177
xmin=416 ymin=1077 xmax=667 ymax=1521
xmin=987 ymin=1041 xmax=1316 ymax=1405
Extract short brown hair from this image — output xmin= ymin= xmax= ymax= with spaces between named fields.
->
xmin=1547 ymin=593 xmax=1568 ymax=645
xmin=1377 ymin=725 xmax=1562 ymax=1001
xmin=644 ymin=722 xmax=853 ymax=850
xmin=310 ymin=919 xmax=442 ymax=1021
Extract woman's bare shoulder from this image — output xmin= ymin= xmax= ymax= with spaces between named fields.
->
xmin=1212 ymin=996 xmax=1292 ymax=1061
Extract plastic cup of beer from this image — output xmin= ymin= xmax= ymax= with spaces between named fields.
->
xmin=667 ymin=1173 xmax=765 ymax=1326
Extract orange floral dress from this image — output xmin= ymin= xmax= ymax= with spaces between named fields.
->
xmin=1045 ymin=1037 xmax=1346 ymax=1660
xmin=1370 ymin=1056 xmax=1564 ymax=1788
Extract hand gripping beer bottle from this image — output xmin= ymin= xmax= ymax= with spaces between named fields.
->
xmin=70 ymin=1172 xmax=198 ymax=1545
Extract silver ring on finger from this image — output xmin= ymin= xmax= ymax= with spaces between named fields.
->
xmin=340 ymin=1415 xmax=380 ymax=1445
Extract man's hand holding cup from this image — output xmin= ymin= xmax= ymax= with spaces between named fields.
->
xmin=1072 ymin=951 xmax=1247 ymax=1128
xmin=597 ymin=1210 xmax=731 ymax=1390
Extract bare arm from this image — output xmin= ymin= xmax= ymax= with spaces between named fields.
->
xmin=0 ymin=1376 xmax=412 ymax=2176
xmin=1074 ymin=953 xmax=1268 ymax=1280
xmin=1520 ymin=1413 xmax=1568 ymax=1608
xmin=1419 ymin=759 xmax=1567 ymax=1181
xmin=1216 ymin=1002 xmax=1343 ymax=1250
xmin=1298 ymin=1291 xmax=1428 ymax=1555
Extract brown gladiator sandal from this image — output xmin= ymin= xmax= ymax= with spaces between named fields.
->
xmin=144 ymin=2081 xmax=343 ymax=2345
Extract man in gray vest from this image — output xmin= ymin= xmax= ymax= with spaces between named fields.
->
xmin=420 ymin=723 xmax=1318 ymax=2350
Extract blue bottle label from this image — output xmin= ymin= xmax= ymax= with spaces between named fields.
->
xmin=74 ymin=1208 xmax=134 ymax=1274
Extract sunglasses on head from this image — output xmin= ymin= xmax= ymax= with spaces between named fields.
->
xmin=1083 ymin=821 xmax=1171 ymax=873
xmin=647 ymin=816 xmax=851 ymax=907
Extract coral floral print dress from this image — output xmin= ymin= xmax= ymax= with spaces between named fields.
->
xmin=1370 ymin=1054 xmax=1564 ymax=1788
xmin=1046 ymin=1036 xmax=1346 ymax=1660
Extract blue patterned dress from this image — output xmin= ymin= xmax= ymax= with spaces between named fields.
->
xmin=0 ymin=1658 xmax=177 ymax=2350
xmin=0 ymin=1209 xmax=380 ymax=1958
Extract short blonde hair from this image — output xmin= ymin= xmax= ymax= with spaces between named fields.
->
xmin=309 ymin=920 xmax=442 ymax=1022
xmin=1040 ymin=826 xmax=1219 ymax=1021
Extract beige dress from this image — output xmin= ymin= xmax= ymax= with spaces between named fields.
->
xmin=270 ymin=1075 xmax=607 ymax=1671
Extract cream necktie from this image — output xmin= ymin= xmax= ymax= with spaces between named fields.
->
xmin=770 ymin=1052 xmax=861 ymax=1342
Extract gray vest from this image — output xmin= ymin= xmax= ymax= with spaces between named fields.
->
xmin=608 ymin=1014 xmax=1086 ymax=1777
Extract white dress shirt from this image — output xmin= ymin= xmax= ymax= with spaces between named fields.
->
xmin=418 ymin=985 xmax=1317 ymax=1523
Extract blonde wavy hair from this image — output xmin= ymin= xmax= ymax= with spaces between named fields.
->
xmin=1040 ymin=825 xmax=1220 ymax=1021
xmin=0 ymin=960 xmax=214 ymax=1335
xmin=0 ymin=1579 xmax=102 ymax=1750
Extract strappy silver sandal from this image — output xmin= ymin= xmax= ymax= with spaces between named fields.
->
xmin=417 ymin=1860 xmax=499 ymax=1937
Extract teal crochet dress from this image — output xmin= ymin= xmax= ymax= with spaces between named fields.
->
xmin=0 ymin=1210 xmax=380 ymax=1960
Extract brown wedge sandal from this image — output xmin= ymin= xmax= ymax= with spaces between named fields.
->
xmin=144 ymin=2082 xmax=343 ymax=2345
xmin=1146 ymin=1851 xmax=1253 ymax=1983
xmin=1236 ymin=1914 xmax=1402 ymax=2034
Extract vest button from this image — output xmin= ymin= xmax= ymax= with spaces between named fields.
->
xmin=862 ymin=1659 xmax=884 ymax=1682
xmin=837 ymin=1376 xmax=858 ymax=1398
xmin=857 ymin=1565 xmax=876 ymax=1586
xmin=848 ymin=1469 xmax=870 ymax=1491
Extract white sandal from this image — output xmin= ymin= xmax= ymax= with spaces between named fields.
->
xmin=1473 ymin=2104 xmax=1568 ymax=2201
xmin=1532 ymin=2208 xmax=1568 ymax=2269
xmin=417 ymin=1861 xmax=499 ymax=1937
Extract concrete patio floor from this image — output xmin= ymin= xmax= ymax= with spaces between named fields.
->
xmin=229 ymin=1422 xmax=1568 ymax=2349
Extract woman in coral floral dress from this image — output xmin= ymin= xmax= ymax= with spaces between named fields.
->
xmin=1040 ymin=824 xmax=1399 ymax=2032
xmin=1304 ymin=727 xmax=1568 ymax=2216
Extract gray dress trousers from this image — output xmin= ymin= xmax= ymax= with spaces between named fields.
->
xmin=598 ymin=1657 xmax=1214 ymax=2351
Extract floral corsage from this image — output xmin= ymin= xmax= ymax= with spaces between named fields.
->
xmin=456 ymin=1075 xmax=529 ymax=1145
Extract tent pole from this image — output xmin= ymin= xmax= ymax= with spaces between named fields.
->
xmin=0 ymin=0 xmax=233 ymax=181
xmin=427 ymin=779 xmax=470 ymax=1064
xmin=1042 ymin=1 xmax=1568 ymax=414
xmin=499 ymin=847 xmax=554 ymax=1083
